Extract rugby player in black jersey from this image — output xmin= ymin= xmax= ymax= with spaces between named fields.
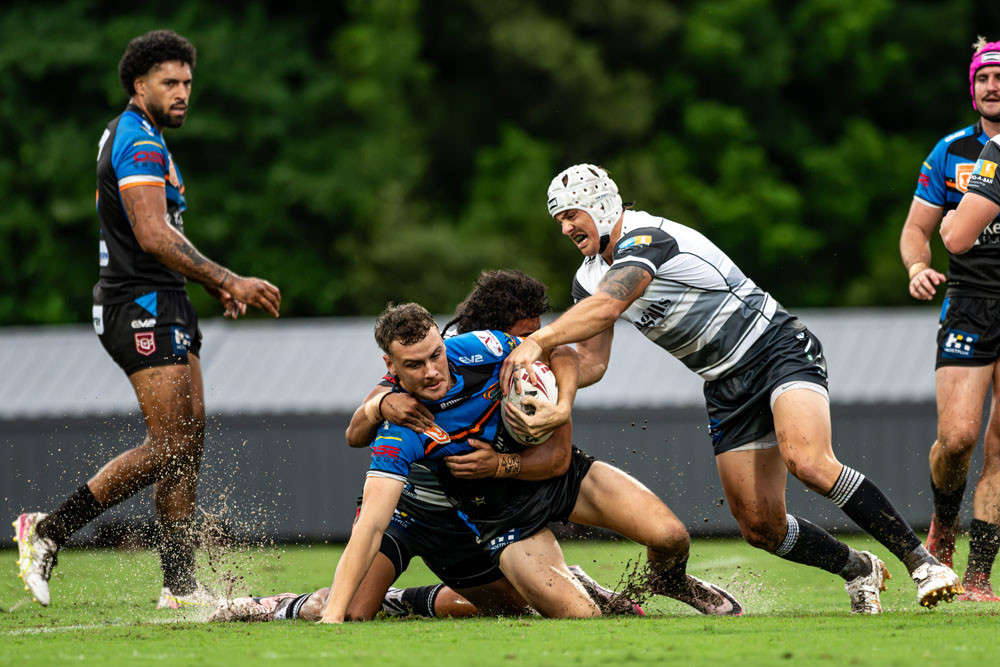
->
xmin=900 ymin=37 xmax=1000 ymax=602
xmin=13 ymin=30 xmax=280 ymax=609
xmin=503 ymin=164 xmax=963 ymax=613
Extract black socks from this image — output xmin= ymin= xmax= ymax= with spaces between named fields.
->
xmin=36 ymin=484 xmax=105 ymax=547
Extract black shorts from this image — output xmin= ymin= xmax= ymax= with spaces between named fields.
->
xmin=935 ymin=295 xmax=1000 ymax=368
xmin=378 ymin=494 xmax=503 ymax=589
xmin=704 ymin=319 xmax=828 ymax=455
xmin=93 ymin=290 xmax=202 ymax=376
xmin=446 ymin=448 xmax=595 ymax=566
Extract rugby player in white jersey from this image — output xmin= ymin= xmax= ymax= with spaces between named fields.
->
xmin=502 ymin=164 xmax=963 ymax=613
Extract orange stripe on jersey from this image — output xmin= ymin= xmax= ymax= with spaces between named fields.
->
xmin=423 ymin=401 xmax=501 ymax=455
xmin=119 ymin=181 xmax=165 ymax=192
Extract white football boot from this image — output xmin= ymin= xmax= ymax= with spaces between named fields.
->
xmin=13 ymin=512 xmax=58 ymax=607
xmin=911 ymin=560 xmax=962 ymax=608
xmin=845 ymin=551 xmax=889 ymax=614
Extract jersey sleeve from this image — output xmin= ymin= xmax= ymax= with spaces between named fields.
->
xmin=609 ymin=227 xmax=679 ymax=277
xmin=111 ymin=125 xmax=169 ymax=193
xmin=966 ymin=139 xmax=1000 ymax=207
xmin=367 ymin=423 xmax=424 ymax=482
xmin=914 ymin=139 xmax=948 ymax=207
xmin=447 ymin=330 xmax=521 ymax=364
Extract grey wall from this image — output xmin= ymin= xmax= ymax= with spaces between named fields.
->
xmin=1 ymin=402 xmax=979 ymax=544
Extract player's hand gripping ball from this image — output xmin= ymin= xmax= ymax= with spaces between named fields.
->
xmin=501 ymin=361 xmax=559 ymax=446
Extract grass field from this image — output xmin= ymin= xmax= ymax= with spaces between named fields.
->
xmin=2 ymin=535 xmax=998 ymax=666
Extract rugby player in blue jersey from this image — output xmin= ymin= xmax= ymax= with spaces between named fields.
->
xmin=503 ymin=164 xmax=963 ymax=613
xmin=900 ymin=37 xmax=1000 ymax=602
xmin=318 ymin=302 xmax=740 ymax=622
xmin=13 ymin=30 xmax=280 ymax=609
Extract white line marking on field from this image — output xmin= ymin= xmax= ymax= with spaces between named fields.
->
xmin=2 ymin=617 xmax=185 ymax=636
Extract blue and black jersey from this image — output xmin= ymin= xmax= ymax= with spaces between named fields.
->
xmin=93 ymin=104 xmax=187 ymax=304
xmin=367 ymin=329 xmax=521 ymax=482
xmin=366 ymin=330 xmax=553 ymax=524
xmin=915 ymin=121 xmax=1000 ymax=296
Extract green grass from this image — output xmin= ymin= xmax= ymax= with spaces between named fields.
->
xmin=2 ymin=536 xmax=998 ymax=666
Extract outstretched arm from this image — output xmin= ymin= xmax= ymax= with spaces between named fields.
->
xmin=123 ymin=185 xmax=281 ymax=317
xmin=319 ymin=476 xmax=403 ymax=623
xmin=501 ymin=265 xmax=651 ymax=391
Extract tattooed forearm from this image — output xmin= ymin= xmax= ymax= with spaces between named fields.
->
xmin=164 ymin=240 xmax=228 ymax=285
xmin=598 ymin=266 xmax=648 ymax=301
xmin=497 ymin=454 xmax=522 ymax=478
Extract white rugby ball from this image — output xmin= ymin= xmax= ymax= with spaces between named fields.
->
xmin=501 ymin=361 xmax=559 ymax=446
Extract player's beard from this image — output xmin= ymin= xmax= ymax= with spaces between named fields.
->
xmin=149 ymin=100 xmax=186 ymax=129
xmin=980 ymin=109 xmax=1000 ymax=123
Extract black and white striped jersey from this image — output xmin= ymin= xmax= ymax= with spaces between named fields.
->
xmin=571 ymin=210 xmax=791 ymax=381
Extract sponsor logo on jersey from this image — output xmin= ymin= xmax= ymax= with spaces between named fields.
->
xmin=167 ymin=155 xmax=181 ymax=188
xmin=481 ymin=382 xmax=501 ymax=402
xmin=617 ymin=235 xmax=652 ymax=253
xmin=917 ymin=173 xmax=930 ymax=188
xmin=955 ymin=163 xmax=976 ymax=192
xmin=459 ymin=354 xmax=484 ymax=364
xmin=134 ymin=151 xmax=165 ymax=166
xmin=636 ymin=297 xmax=673 ymax=330
xmin=437 ymin=396 xmax=465 ymax=410
xmin=171 ymin=326 xmax=192 ymax=355
xmin=944 ymin=128 xmax=968 ymax=143
xmin=131 ymin=318 xmax=156 ymax=329
xmin=423 ymin=424 xmax=451 ymax=445
xmin=973 ymin=159 xmax=998 ymax=179
xmin=941 ymin=328 xmax=978 ymax=359
xmin=135 ymin=331 xmax=156 ymax=356
xmin=474 ymin=331 xmax=505 ymax=357
xmin=99 ymin=240 xmax=109 ymax=267
xmin=372 ymin=442 xmax=401 ymax=459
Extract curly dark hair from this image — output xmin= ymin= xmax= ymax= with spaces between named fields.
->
xmin=443 ymin=270 xmax=550 ymax=335
xmin=118 ymin=30 xmax=196 ymax=96
xmin=374 ymin=302 xmax=438 ymax=354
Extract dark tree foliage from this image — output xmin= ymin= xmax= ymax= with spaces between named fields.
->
xmin=2 ymin=0 xmax=1000 ymax=324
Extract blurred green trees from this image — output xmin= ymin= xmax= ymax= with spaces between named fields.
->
xmin=1 ymin=0 xmax=998 ymax=324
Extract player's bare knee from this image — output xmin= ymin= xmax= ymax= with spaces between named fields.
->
xmin=651 ymin=519 xmax=690 ymax=556
xmin=937 ymin=431 xmax=978 ymax=462
xmin=739 ymin=517 xmax=784 ymax=551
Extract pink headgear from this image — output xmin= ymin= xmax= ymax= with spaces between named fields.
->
xmin=970 ymin=41 xmax=1000 ymax=111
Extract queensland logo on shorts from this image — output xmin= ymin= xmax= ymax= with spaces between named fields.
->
xmin=134 ymin=331 xmax=156 ymax=356
xmin=474 ymin=331 xmax=505 ymax=357
xmin=941 ymin=328 xmax=978 ymax=359
xmin=170 ymin=326 xmax=192 ymax=355
xmin=616 ymin=235 xmax=652 ymax=255
xmin=955 ymin=163 xmax=976 ymax=192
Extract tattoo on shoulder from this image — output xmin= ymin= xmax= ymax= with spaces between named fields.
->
xmin=598 ymin=266 xmax=648 ymax=301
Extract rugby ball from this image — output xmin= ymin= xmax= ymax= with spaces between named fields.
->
xmin=501 ymin=361 xmax=559 ymax=446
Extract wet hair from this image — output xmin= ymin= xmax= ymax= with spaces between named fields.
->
xmin=374 ymin=302 xmax=438 ymax=354
xmin=443 ymin=270 xmax=550 ymax=335
xmin=118 ymin=30 xmax=196 ymax=96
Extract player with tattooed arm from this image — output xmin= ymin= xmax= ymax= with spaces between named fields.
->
xmin=13 ymin=30 xmax=280 ymax=609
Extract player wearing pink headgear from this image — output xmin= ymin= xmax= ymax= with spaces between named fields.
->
xmin=899 ymin=37 xmax=1000 ymax=602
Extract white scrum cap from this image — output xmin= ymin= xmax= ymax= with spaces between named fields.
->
xmin=546 ymin=164 xmax=623 ymax=242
